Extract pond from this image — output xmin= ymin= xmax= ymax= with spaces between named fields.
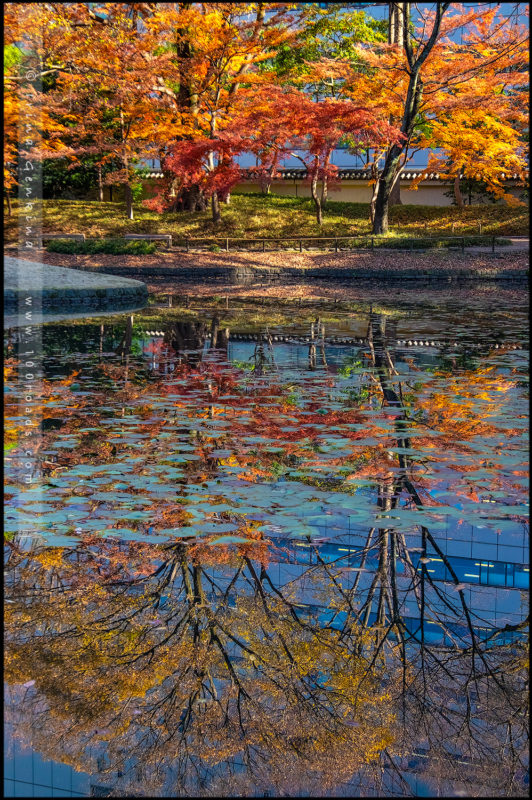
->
xmin=4 ymin=293 xmax=529 ymax=798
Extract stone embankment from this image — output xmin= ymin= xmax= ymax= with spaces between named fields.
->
xmin=4 ymin=257 xmax=148 ymax=314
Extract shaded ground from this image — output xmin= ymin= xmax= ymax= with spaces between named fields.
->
xmin=4 ymin=195 xmax=529 ymax=241
xmin=9 ymin=246 xmax=529 ymax=274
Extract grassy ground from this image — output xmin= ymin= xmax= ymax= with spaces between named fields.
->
xmin=4 ymin=193 xmax=529 ymax=242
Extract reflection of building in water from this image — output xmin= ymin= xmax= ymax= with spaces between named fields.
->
xmin=4 ymin=685 xmax=103 ymax=797
xmin=5 ymin=499 xmax=527 ymax=799
xmin=0 ymin=681 xmax=481 ymax=798
xmin=2 ymin=700 xmax=434 ymax=798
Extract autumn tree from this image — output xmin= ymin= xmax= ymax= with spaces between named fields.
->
xmin=338 ymin=3 xmax=529 ymax=233
xmin=262 ymin=2 xmax=387 ymax=100
xmin=413 ymin=91 xmax=528 ymax=208
xmin=162 ymin=83 xmax=401 ymax=227
xmin=3 ymin=7 xmax=70 ymax=216
xmin=230 ymin=85 xmax=401 ymax=225
xmin=259 ymin=3 xmax=389 ymax=198
xmin=3 ymin=44 xmax=22 ymax=216
xmin=44 ymin=4 xmax=178 ymax=220
xmin=143 ymin=3 xmax=298 ymax=224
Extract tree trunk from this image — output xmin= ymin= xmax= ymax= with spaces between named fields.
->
xmin=171 ymin=183 xmax=206 ymax=212
xmin=454 ymin=174 xmax=464 ymax=208
xmin=373 ymin=169 xmax=397 ymax=234
xmin=211 ymin=192 xmax=221 ymax=225
xmin=97 ymin=163 xmax=104 ymax=202
xmin=167 ymin=5 xmax=205 ymax=214
xmin=310 ymin=166 xmax=323 ymax=226
xmin=373 ymin=115 xmax=415 ymax=234
xmin=5 ymin=190 xmax=12 ymax=217
xmin=369 ymin=164 xmax=379 ymax=227
xmin=389 ymin=173 xmax=402 ymax=206
xmin=372 ymin=5 xmax=449 ymax=234
xmin=119 ymin=111 xmax=133 ymax=220
xmin=124 ymin=182 xmax=134 ymax=220
xmin=321 ymin=175 xmax=328 ymax=207
xmin=185 ymin=185 xmax=206 ymax=211
xmin=387 ymin=3 xmax=405 ymax=207
xmin=389 ymin=3 xmax=405 ymax=49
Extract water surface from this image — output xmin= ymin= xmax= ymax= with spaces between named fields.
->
xmin=4 ymin=295 xmax=529 ymax=797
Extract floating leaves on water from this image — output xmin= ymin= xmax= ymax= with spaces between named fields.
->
xmin=157 ymin=527 xmax=201 ymax=537
xmin=4 ymin=310 xmax=528 ymax=576
xmin=110 ymin=510 xmax=152 ymax=520
xmin=196 ymin=522 xmax=238 ymax=534
xmin=19 ymin=503 xmax=55 ymax=513
xmin=207 ymin=535 xmax=255 ymax=545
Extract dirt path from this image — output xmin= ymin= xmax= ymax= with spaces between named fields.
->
xmin=8 ymin=245 xmax=528 ymax=274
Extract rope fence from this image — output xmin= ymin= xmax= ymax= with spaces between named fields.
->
xmin=39 ymin=232 xmax=524 ymax=254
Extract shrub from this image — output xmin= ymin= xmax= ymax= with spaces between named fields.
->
xmin=46 ymin=238 xmax=157 ymax=255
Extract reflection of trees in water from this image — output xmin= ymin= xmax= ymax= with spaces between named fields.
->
xmin=164 ymin=320 xmax=209 ymax=368
xmin=252 ymin=330 xmax=277 ymax=376
xmin=4 ymin=311 xmax=528 ymax=796
xmin=343 ymin=312 xmax=529 ymax=797
xmin=4 ymin=525 xmax=527 ymax=796
xmin=4 ymin=539 xmax=397 ymax=797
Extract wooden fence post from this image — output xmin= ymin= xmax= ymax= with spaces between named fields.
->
xmin=225 ymin=238 xmax=229 ymax=252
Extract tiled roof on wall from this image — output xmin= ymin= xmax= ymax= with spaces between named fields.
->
xmin=139 ymin=168 xmax=527 ymax=182
xmin=243 ymin=168 xmax=527 ymax=182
